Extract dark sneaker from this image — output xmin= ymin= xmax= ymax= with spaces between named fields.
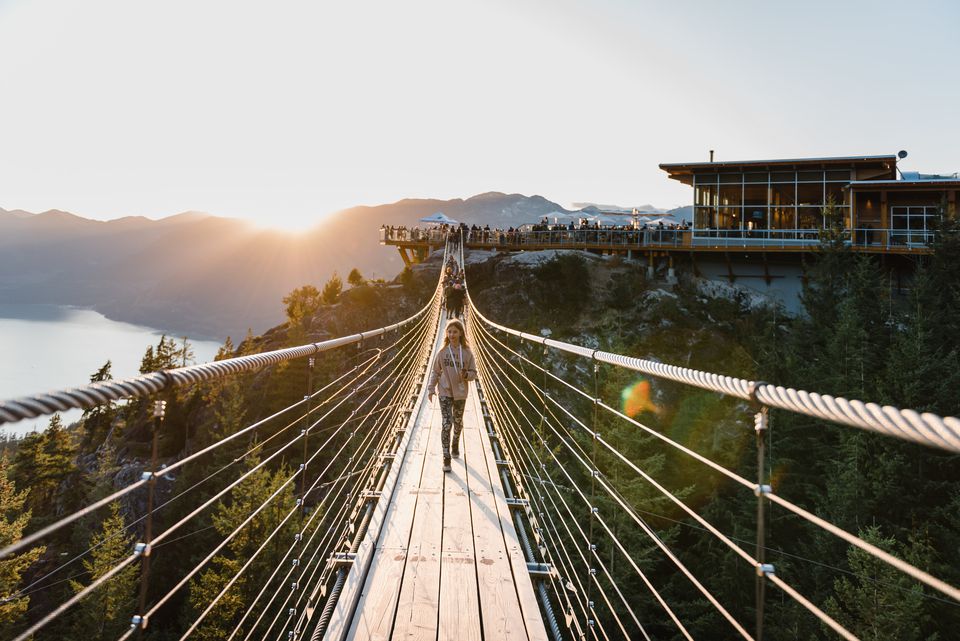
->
xmin=451 ymin=444 xmax=460 ymax=459
xmin=443 ymin=456 xmax=452 ymax=472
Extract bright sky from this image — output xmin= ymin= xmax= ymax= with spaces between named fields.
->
xmin=2 ymin=0 xmax=958 ymax=230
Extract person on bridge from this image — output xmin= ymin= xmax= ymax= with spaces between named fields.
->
xmin=428 ymin=318 xmax=477 ymax=472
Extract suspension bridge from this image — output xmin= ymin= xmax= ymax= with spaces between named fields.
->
xmin=1 ymin=241 xmax=959 ymax=641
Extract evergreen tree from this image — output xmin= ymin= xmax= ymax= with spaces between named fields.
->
xmin=347 ymin=267 xmax=364 ymax=288
xmin=321 ymin=272 xmax=343 ymax=305
xmin=68 ymin=502 xmax=138 ymax=638
xmin=824 ymin=526 xmax=936 ymax=641
xmin=0 ymin=453 xmax=44 ymax=627
xmin=12 ymin=414 xmax=77 ymax=528
xmin=283 ymin=285 xmax=322 ymax=328
xmin=80 ymin=360 xmax=116 ymax=448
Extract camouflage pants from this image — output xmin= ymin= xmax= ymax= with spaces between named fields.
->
xmin=438 ymin=396 xmax=466 ymax=457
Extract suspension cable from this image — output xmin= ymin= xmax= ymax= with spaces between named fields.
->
xmin=472 ymin=323 xmax=693 ymax=640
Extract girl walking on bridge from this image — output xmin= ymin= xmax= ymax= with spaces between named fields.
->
xmin=428 ymin=318 xmax=477 ymax=472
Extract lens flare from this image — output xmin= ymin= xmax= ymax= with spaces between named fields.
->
xmin=621 ymin=378 xmax=660 ymax=418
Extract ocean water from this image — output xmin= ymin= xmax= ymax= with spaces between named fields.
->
xmin=0 ymin=304 xmax=222 ymax=437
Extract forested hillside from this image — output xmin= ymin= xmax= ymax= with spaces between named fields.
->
xmin=466 ymin=223 xmax=960 ymax=640
xmin=2 ymin=224 xmax=959 ymax=639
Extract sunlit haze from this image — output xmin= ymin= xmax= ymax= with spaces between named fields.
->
xmin=2 ymin=0 xmax=958 ymax=230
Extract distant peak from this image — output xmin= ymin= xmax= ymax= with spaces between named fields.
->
xmin=159 ymin=211 xmax=213 ymax=224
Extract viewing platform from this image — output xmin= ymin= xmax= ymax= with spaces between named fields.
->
xmin=380 ymin=226 xmax=934 ymax=267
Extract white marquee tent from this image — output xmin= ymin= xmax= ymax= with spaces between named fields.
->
xmin=418 ymin=212 xmax=459 ymax=225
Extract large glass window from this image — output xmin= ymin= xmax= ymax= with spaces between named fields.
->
xmin=890 ymin=205 xmax=939 ymax=245
xmin=690 ymin=166 xmax=855 ymax=240
xmin=719 ymin=184 xmax=742 ymax=206
xmin=695 ymin=207 xmax=716 ymax=230
xmin=770 ymin=207 xmax=796 ymax=234
xmin=717 ymin=207 xmax=741 ymax=233
xmin=770 ymin=183 xmax=795 ymax=206
xmin=797 ymin=183 xmax=824 ymax=207
xmin=825 ymin=183 xmax=846 ymax=206
xmin=743 ymin=183 xmax=768 ymax=206
xmin=696 ymin=184 xmax=718 ymax=206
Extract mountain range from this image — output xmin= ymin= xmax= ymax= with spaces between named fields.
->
xmin=0 ymin=195 xmax=690 ymax=340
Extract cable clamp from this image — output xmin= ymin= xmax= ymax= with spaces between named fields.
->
xmin=588 ymin=543 xmax=597 ymax=552
xmin=134 ymin=542 xmax=151 ymax=557
xmin=754 ymin=484 xmax=772 ymax=497
xmin=756 ymin=563 xmax=775 ymax=576
xmin=291 ymin=581 xmax=299 ymax=591
xmin=747 ymin=381 xmax=767 ymax=410
xmin=131 ymin=614 xmax=148 ymax=629
xmin=152 ymin=400 xmax=167 ymax=419
xmin=141 ymin=471 xmax=154 ymax=482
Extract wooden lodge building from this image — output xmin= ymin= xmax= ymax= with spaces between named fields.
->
xmin=659 ymin=154 xmax=958 ymax=250
xmin=380 ymin=154 xmax=958 ymax=301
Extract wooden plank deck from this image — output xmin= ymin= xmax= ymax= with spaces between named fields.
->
xmin=338 ymin=323 xmax=548 ymax=641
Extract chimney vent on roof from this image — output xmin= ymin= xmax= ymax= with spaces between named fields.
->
xmin=709 ymin=150 xmax=714 ymax=163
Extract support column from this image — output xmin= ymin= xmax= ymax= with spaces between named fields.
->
xmin=397 ymin=247 xmax=413 ymax=267
xmin=666 ymin=255 xmax=676 ymax=284
xmin=647 ymin=253 xmax=655 ymax=279
xmin=880 ymin=190 xmax=889 ymax=246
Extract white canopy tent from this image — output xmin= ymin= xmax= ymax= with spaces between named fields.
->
xmin=419 ymin=212 xmax=459 ymax=225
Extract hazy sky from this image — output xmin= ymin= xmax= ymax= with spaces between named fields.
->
xmin=2 ymin=0 xmax=958 ymax=229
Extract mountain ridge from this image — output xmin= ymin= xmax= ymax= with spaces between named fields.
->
xmin=0 ymin=193 xmax=684 ymax=339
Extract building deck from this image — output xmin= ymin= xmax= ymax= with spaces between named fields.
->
xmin=324 ymin=317 xmax=548 ymax=641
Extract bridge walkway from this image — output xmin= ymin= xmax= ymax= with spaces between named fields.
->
xmin=324 ymin=314 xmax=549 ymax=641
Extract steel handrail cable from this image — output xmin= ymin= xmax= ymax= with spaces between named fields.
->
xmin=10 ymin=551 xmax=141 ymax=641
xmin=470 ymin=296 xmax=960 ymax=606
xmin=475 ymin=323 xmax=760 ymax=580
xmin=498 ymin=416 xmax=652 ymax=641
xmin=480 ymin=338 xmax=754 ymax=639
xmin=467 ymin=326 xmax=653 ymax=641
xmin=463 ymin=299 xmax=593 ymax=641
xmin=177 ymin=366 xmax=409 ymax=641
xmin=241 ymin=337 xmax=432 ymax=641
xmin=0 ymin=310 xmax=432 ymax=562
xmin=230 ymin=460 xmax=365 ymax=641
xmin=0 ymin=295 xmax=436 ymax=426
xmin=12 ymin=262 xmax=444 ymax=639
xmin=288 ymin=355 xmax=436 ymax=641
xmin=472 ymin=336 xmax=692 ymax=641
xmin=487 ymin=380 xmax=649 ymax=641
xmin=470 ymin=303 xmax=960 ymax=454
xmin=291 ymin=268 xmax=442 ymax=638
xmin=482 ymin=357 xmax=695 ymax=641
xmin=284 ymin=304 xmax=441 ymax=641
xmin=148 ymin=314 xmax=432 ymax=551
xmin=471 ymin=318 xmax=605 ymax=469
xmin=473 ymin=311 xmax=929 ymax=638
xmin=297 ymin=298 xmax=444 ymax=641
xmin=471 ymin=312 xmax=755 ymax=490
xmin=474 ymin=348 xmax=632 ymax=641
xmin=469 ymin=312 xmax=637 ymax=640
xmin=134 ymin=342 xmax=424 ymax=641
xmin=472 ymin=355 xmax=601 ymax=641
xmin=476 ymin=332 xmax=724 ymax=639
xmin=234 ymin=478 xmax=356 ymax=641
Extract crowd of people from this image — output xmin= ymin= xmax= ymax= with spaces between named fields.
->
xmin=381 ymin=217 xmax=691 ymax=248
